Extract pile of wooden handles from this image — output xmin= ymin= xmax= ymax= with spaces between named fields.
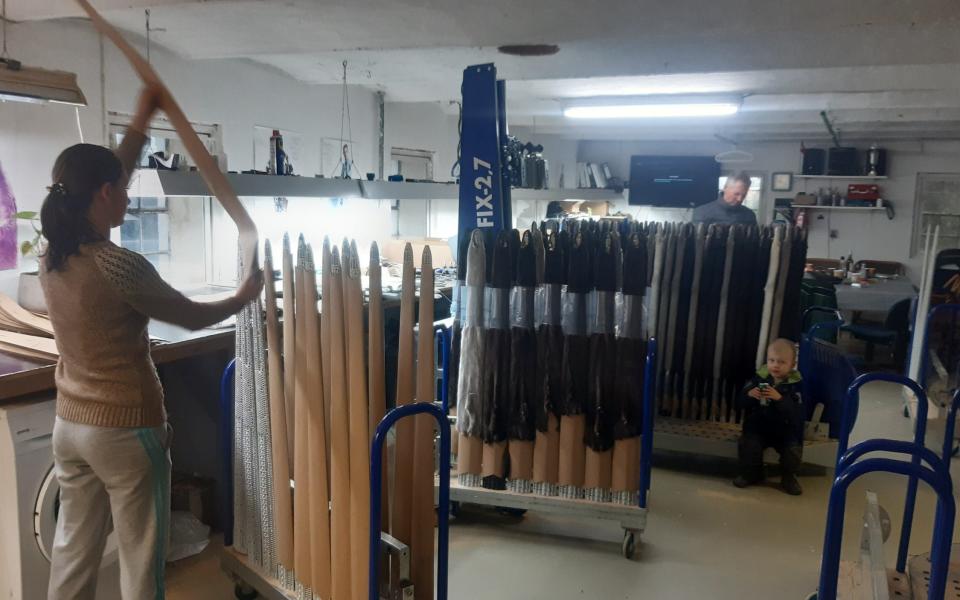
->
xmin=265 ymin=236 xmax=437 ymax=600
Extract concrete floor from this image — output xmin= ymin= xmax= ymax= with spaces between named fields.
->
xmin=168 ymin=381 xmax=960 ymax=599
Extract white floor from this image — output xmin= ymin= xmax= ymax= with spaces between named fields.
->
xmin=444 ymin=381 xmax=960 ymax=599
xmin=169 ymin=381 xmax=960 ymax=599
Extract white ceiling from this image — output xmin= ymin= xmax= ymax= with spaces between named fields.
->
xmin=13 ymin=0 xmax=960 ymax=140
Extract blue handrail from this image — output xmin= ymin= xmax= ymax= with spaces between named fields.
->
xmin=639 ymin=338 xmax=658 ymax=509
xmin=219 ymin=359 xmax=236 ymax=546
xmin=369 ymin=402 xmax=451 ymax=600
xmin=840 ymin=372 xmax=929 ymax=572
xmin=837 ymin=439 xmax=945 ymax=477
xmin=817 ymin=455 xmax=955 ymax=600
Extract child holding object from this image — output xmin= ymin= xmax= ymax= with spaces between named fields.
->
xmin=734 ymin=338 xmax=805 ymax=495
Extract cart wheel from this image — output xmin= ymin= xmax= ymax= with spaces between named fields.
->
xmin=234 ymin=583 xmax=258 ymax=600
xmin=622 ymin=530 xmax=638 ymax=560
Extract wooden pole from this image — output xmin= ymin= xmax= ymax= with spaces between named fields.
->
xmin=262 ymin=242 xmax=294 ymax=570
xmin=412 ymin=247 xmax=436 ymax=600
xmin=391 ymin=244 xmax=416 ymax=545
xmin=282 ymin=235 xmax=297 ymax=473
xmin=367 ymin=243 xmax=388 ymax=536
xmin=303 ymin=247 xmax=331 ymax=597
xmin=328 ymin=246 xmax=352 ymax=600
xmin=291 ymin=237 xmax=313 ymax=589
xmin=346 ymin=241 xmax=371 ymax=600
xmin=322 ymin=237 xmax=333 ymax=468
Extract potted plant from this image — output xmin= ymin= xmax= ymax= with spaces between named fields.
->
xmin=16 ymin=210 xmax=46 ymax=313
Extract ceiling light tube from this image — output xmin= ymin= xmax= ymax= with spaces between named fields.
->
xmin=564 ymin=102 xmax=739 ymax=119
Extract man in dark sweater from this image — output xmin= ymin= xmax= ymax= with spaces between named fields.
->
xmin=692 ymin=171 xmax=757 ymax=225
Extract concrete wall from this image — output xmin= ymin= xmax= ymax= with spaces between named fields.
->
xmin=0 ymin=18 xmax=378 ymax=296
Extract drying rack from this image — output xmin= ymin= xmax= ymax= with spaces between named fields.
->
xmin=810 ymin=376 xmax=960 ymax=599
xmin=434 ymin=332 xmax=658 ymax=560
xmin=652 ymin=307 xmax=852 ymax=467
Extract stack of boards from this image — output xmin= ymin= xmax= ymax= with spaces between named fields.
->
xmin=451 ymin=220 xmax=806 ymax=505
xmin=0 ymin=293 xmax=57 ymax=362
xmin=233 ymin=235 xmax=439 ymax=600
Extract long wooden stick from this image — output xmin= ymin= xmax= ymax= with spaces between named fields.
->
xmin=391 ymin=243 xmax=416 ymax=546
xmin=346 ymin=240 xmax=371 ymax=600
xmin=367 ymin=242 xmax=388 ymax=536
xmin=303 ymin=247 xmax=331 ymax=597
xmin=412 ymin=247 xmax=436 ymax=600
xmin=291 ymin=237 xmax=313 ymax=589
xmin=262 ymin=242 xmax=294 ymax=570
xmin=74 ymin=0 xmax=257 ymax=276
xmin=321 ymin=237 xmax=333 ymax=470
xmin=282 ymin=235 xmax=297 ymax=474
xmin=328 ymin=246 xmax=352 ymax=600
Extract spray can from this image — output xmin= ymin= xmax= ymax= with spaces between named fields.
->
xmin=269 ymin=130 xmax=287 ymax=175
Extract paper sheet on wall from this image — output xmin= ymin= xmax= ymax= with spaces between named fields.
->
xmin=0 ymin=164 xmax=17 ymax=271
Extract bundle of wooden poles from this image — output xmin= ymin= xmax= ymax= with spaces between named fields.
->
xmin=451 ymin=219 xmax=807 ymax=505
xmin=234 ymin=234 xmax=439 ymax=600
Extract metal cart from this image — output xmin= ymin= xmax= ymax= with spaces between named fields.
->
xmin=810 ymin=376 xmax=960 ymax=599
xmin=434 ymin=334 xmax=658 ymax=560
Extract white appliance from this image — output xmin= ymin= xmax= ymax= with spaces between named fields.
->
xmin=0 ymin=398 xmax=120 ymax=599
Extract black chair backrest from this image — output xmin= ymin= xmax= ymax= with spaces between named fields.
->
xmin=934 ymin=248 xmax=960 ymax=290
xmin=885 ymin=297 xmax=912 ymax=333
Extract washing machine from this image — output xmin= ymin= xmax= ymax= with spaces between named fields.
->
xmin=0 ymin=397 xmax=121 ymax=600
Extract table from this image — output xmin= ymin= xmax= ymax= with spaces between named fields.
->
xmin=834 ymin=278 xmax=917 ymax=314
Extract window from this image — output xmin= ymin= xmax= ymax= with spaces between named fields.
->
xmin=913 ymin=174 xmax=960 ymax=256
xmin=121 ymin=197 xmax=170 ymax=270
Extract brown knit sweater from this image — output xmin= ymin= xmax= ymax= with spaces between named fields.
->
xmin=39 ymin=132 xmax=243 ymax=428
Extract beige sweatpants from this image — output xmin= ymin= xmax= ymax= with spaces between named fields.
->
xmin=48 ymin=417 xmax=172 ymax=600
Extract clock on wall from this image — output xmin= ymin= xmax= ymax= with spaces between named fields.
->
xmin=771 ymin=172 xmax=793 ymax=192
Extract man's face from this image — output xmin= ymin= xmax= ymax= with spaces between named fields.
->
xmin=722 ymin=180 xmax=749 ymax=207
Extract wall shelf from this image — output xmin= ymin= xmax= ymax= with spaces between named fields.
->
xmin=128 ymin=170 xmax=625 ymax=203
xmin=790 ymin=204 xmax=885 ymax=211
xmin=796 ymin=175 xmax=888 ymax=180
xmin=511 ymin=188 xmax=624 ymax=202
xmin=128 ymin=169 xmax=363 ymax=199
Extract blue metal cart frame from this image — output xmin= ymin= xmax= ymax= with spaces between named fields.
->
xmin=369 ymin=402 xmax=452 ymax=600
xmin=813 ymin=378 xmax=960 ymax=599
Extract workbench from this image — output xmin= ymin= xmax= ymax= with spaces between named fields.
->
xmin=0 ymin=319 xmax=235 ymax=402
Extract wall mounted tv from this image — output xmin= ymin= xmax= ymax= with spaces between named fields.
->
xmin=628 ymin=155 xmax=720 ymax=207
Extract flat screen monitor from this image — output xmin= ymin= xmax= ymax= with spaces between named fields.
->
xmin=628 ymin=155 xmax=720 ymax=207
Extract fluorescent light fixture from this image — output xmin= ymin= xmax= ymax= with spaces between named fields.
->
xmin=564 ymin=102 xmax=739 ymax=119
xmin=0 ymin=60 xmax=87 ymax=106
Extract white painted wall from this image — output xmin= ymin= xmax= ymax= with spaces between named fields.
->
xmin=576 ymin=139 xmax=960 ymax=281
xmin=0 ymin=18 xmax=378 ymax=296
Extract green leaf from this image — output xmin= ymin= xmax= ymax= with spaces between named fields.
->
xmin=20 ymin=241 xmax=34 ymax=257
xmin=15 ymin=211 xmax=38 ymax=220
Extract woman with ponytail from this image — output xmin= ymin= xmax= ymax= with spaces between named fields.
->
xmin=40 ymin=86 xmax=262 ymax=600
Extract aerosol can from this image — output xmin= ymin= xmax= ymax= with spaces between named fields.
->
xmin=269 ymin=130 xmax=287 ymax=175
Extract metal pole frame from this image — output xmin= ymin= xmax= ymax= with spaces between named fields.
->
xmin=817 ymin=454 xmax=955 ymax=600
xmin=369 ymin=402 xmax=451 ymax=600
xmin=434 ymin=326 xmax=452 ymax=414
xmin=639 ymin=338 xmax=658 ymax=508
xmin=840 ymin=372 xmax=929 ymax=572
